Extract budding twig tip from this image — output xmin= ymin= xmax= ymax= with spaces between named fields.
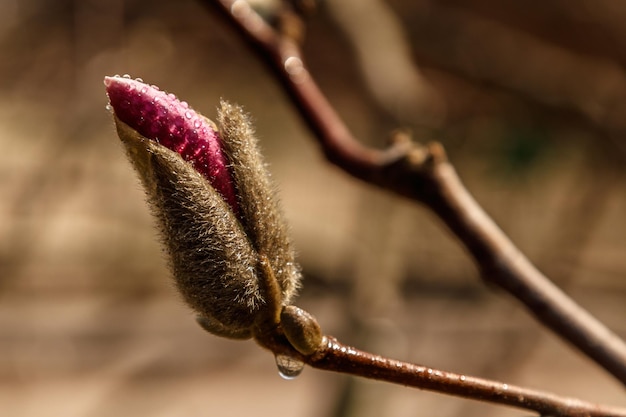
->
xmin=106 ymin=72 xmax=302 ymax=347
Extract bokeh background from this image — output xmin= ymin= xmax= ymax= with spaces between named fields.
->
xmin=1 ymin=1 xmax=625 ymax=416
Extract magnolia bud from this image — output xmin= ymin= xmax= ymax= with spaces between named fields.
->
xmin=280 ymin=305 xmax=323 ymax=355
xmin=105 ymin=75 xmax=301 ymax=339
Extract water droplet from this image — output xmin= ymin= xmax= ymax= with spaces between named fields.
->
xmin=122 ymin=74 xmax=131 ymax=79
xmin=140 ymin=87 xmax=147 ymax=94
xmin=180 ymin=101 xmax=189 ymax=109
xmin=193 ymin=119 xmax=201 ymax=128
xmin=135 ymin=77 xmax=144 ymax=83
xmin=151 ymin=84 xmax=160 ymax=91
xmin=185 ymin=111 xmax=193 ymax=119
xmin=275 ymin=354 xmax=304 ymax=380
xmin=105 ymin=103 xmax=112 ymax=111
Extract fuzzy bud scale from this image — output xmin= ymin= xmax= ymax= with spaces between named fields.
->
xmin=105 ymin=75 xmax=302 ymax=340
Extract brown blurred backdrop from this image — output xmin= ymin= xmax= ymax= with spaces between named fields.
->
xmin=1 ymin=1 xmax=625 ymax=416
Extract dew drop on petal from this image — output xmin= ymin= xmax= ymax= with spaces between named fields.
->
xmin=275 ymin=354 xmax=304 ymax=380
xmin=135 ymin=77 xmax=144 ymax=83
xmin=185 ymin=110 xmax=193 ymax=119
xmin=180 ymin=101 xmax=189 ymax=109
xmin=122 ymin=74 xmax=131 ymax=79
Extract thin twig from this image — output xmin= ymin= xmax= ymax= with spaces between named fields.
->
xmin=258 ymin=332 xmax=626 ymax=417
xmin=311 ymin=337 xmax=626 ymax=417
xmin=418 ymin=143 xmax=626 ymax=385
xmin=202 ymin=0 xmax=626 ymax=385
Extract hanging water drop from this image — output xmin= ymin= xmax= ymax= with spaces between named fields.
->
xmin=275 ymin=354 xmax=304 ymax=380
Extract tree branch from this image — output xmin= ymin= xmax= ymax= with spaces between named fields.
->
xmin=258 ymin=331 xmax=626 ymax=417
xmin=201 ymin=0 xmax=626 ymax=386
xmin=311 ymin=337 xmax=626 ymax=417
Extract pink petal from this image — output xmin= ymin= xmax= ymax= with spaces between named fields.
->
xmin=105 ymin=75 xmax=238 ymax=214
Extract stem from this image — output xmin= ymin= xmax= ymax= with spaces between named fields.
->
xmin=254 ymin=328 xmax=626 ymax=416
xmin=204 ymin=0 xmax=401 ymax=176
xmin=424 ymin=151 xmax=626 ymax=384
xmin=306 ymin=336 xmax=626 ymax=417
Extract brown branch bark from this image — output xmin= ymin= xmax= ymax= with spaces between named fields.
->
xmin=257 ymin=331 xmax=626 ymax=417
xmin=201 ymin=0 xmax=626 ymax=386
xmin=310 ymin=337 xmax=626 ymax=417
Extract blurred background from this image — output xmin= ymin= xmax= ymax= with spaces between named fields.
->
xmin=1 ymin=0 xmax=625 ymax=416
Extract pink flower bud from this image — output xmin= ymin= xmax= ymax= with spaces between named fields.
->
xmin=104 ymin=75 xmax=238 ymax=214
xmin=105 ymin=75 xmax=302 ymax=341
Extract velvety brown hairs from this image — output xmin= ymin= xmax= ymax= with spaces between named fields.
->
xmin=113 ymin=101 xmax=301 ymax=339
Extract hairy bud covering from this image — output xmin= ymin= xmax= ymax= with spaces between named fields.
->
xmin=218 ymin=101 xmax=301 ymax=306
xmin=105 ymin=76 xmax=301 ymax=339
